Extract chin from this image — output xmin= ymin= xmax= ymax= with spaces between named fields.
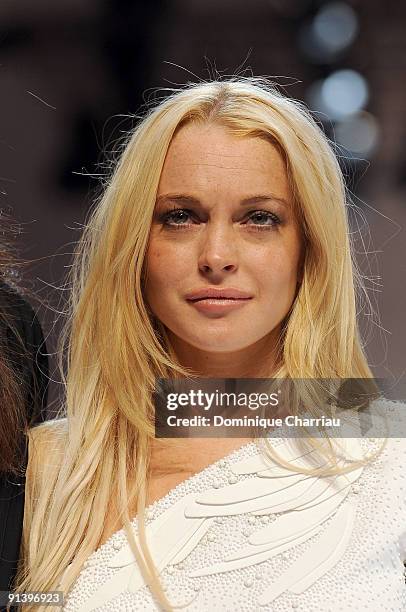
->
xmin=165 ymin=320 xmax=267 ymax=354
xmin=182 ymin=332 xmax=259 ymax=354
xmin=193 ymin=342 xmax=248 ymax=354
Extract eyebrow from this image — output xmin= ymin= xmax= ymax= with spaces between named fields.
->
xmin=155 ymin=193 xmax=289 ymax=208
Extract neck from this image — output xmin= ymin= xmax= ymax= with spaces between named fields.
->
xmin=149 ymin=331 xmax=282 ymax=483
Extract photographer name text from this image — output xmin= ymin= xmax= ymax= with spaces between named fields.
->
xmin=166 ymin=414 xmax=341 ymax=428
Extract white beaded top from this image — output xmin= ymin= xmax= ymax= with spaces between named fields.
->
xmin=62 ymin=400 xmax=406 ymax=611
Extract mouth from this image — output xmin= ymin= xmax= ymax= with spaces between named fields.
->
xmin=185 ymin=288 xmax=253 ymax=302
xmin=186 ymin=295 xmax=252 ymax=316
xmin=184 ymin=288 xmax=253 ymax=316
xmin=188 ymin=297 xmax=252 ymax=303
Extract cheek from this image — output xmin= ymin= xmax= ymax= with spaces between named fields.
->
xmin=145 ymin=240 xmax=189 ymax=297
xmin=256 ymin=245 xmax=300 ymax=291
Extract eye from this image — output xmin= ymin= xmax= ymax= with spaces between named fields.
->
xmin=161 ymin=208 xmax=196 ymax=227
xmin=244 ymin=210 xmax=281 ymax=229
xmin=159 ymin=207 xmax=282 ymax=230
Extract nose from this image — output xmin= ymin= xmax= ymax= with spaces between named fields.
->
xmin=197 ymin=221 xmax=238 ymax=276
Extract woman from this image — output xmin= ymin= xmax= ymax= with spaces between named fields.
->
xmin=18 ymin=78 xmax=406 ymax=611
xmin=0 ymin=271 xmax=48 ymax=602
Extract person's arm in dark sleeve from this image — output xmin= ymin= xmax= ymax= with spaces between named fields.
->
xmin=0 ymin=284 xmax=49 ymax=606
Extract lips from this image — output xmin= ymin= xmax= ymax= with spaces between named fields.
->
xmin=185 ymin=288 xmax=253 ymax=302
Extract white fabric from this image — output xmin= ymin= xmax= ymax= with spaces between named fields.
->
xmin=63 ymin=400 xmax=406 ymax=611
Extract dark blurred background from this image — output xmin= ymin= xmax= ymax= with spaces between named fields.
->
xmin=1 ymin=0 xmax=405 ymax=411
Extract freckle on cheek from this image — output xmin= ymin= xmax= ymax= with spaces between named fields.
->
xmin=151 ymin=250 xmax=161 ymax=260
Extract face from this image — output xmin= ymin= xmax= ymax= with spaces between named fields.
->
xmin=144 ymin=122 xmax=303 ymax=359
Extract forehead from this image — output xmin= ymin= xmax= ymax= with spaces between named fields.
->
xmin=158 ymin=122 xmax=290 ymax=198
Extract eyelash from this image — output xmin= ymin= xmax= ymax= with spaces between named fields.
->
xmin=160 ymin=207 xmax=282 ymax=231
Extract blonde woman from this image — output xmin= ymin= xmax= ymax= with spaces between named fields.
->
xmin=17 ymin=79 xmax=406 ymax=611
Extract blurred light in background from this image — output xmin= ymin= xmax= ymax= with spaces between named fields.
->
xmin=307 ymin=72 xmax=378 ymax=158
xmin=334 ymin=111 xmax=380 ymax=157
xmin=313 ymin=2 xmax=358 ymax=56
xmin=322 ymin=69 xmax=369 ymax=119
xmin=307 ymin=69 xmax=369 ymax=120
xmin=299 ymin=2 xmax=358 ymax=63
xmin=298 ymin=2 xmax=379 ymax=159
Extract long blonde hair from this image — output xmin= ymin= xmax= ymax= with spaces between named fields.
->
xmin=17 ymin=77 xmax=376 ymax=610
